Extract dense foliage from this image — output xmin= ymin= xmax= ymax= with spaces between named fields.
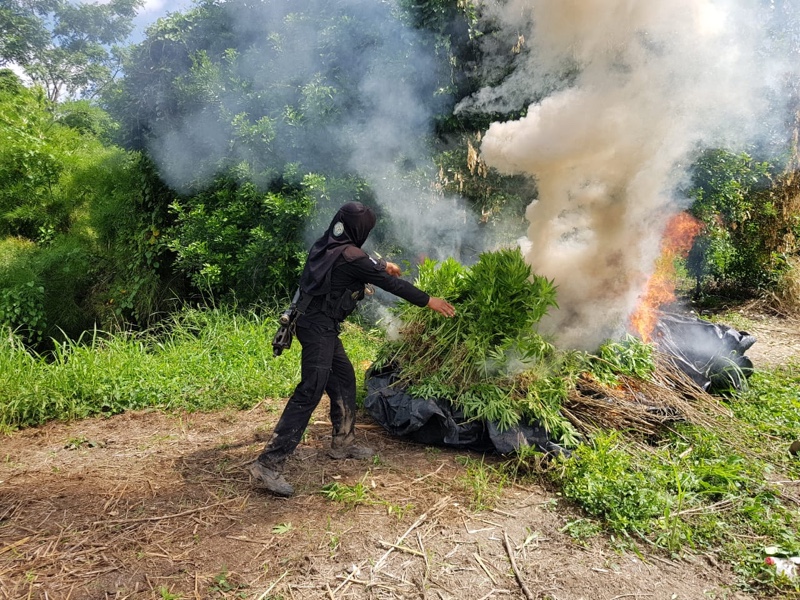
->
xmin=0 ymin=70 xmax=119 ymax=343
xmin=687 ymin=148 xmax=800 ymax=294
xmin=168 ymin=174 xmax=314 ymax=303
xmin=375 ymin=249 xmax=580 ymax=441
xmin=96 ymin=0 xmax=489 ymax=307
xmin=1 ymin=0 xmax=798 ymax=344
xmin=107 ymin=0 xmax=453 ymax=168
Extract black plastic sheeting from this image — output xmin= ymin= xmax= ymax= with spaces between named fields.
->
xmin=364 ymin=312 xmax=755 ymax=455
xmin=364 ymin=366 xmax=567 ymax=456
xmin=653 ymin=311 xmax=756 ymax=393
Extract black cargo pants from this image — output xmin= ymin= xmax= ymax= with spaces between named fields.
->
xmin=257 ymin=321 xmax=357 ymax=469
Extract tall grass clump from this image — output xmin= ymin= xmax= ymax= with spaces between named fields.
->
xmin=0 ymin=306 xmax=382 ymax=432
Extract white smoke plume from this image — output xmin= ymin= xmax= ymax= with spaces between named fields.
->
xmin=462 ymin=0 xmax=787 ymax=350
xmin=144 ymin=0 xmax=479 ymax=262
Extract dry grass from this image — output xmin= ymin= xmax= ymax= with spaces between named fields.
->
xmin=765 ymin=256 xmax=800 ymax=318
xmin=564 ymin=352 xmax=730 ymax=438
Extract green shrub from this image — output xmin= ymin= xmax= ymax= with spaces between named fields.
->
xmin=558 ymin=432 xmax=667 ymax=533
xmin=0 ymin=83 xmax=70 ymax=240
xmin=0 ymin=280 xmax=46 ymax=344
xmin=55 ymin=100 xmax=120 ymax=142
xmin=687 ymin=149 xmax=790 ymax=293
xmin=0 ymin=238 xmax=45 ymax=343
xmin=87 ymin=152 xmax=181 ymax=328
xmin=168 ymin=174 xmax=313 ymax=303
xmin=0 ymin=78 xmax=178 ymax=338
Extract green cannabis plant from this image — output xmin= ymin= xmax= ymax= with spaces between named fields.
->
xmin=375 ymin=248 xmax=579 ymax=443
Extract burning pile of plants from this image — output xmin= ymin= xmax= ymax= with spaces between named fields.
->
xmin=367 ymin=248 xmax=727 ymax=453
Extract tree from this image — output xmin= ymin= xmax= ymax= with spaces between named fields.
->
xmin=0 ymin=0 xmax=142 ymax=101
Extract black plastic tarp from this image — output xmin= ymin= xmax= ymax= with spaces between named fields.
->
xmin=653 ymin=311 xmax=756 ymax=392
xmin=364 ymin=312 xmax=755 ymax=454
xmin=364 ymin=366 xmax=567 ymax=456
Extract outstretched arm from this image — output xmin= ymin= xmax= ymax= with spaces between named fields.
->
xmin=348 ymin=256 xmax=456 ymax=315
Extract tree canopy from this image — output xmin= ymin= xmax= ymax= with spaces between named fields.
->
xmin=0 ymin=0 xmax=141 ymax=101
xmin=0 ymin=0 xmax=799 ymax=348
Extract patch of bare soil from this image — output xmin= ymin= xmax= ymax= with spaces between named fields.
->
xmin=729 ymin=308 xmax=800 ymax=370
xmin=1 ymin=398 xmax=757 ymax=600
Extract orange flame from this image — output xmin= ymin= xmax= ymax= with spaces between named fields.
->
xmin=630 ymin=213 xmax=704 ymax=341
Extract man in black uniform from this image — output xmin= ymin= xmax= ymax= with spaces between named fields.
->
xmin=248 ymin=202 xmax=455 ymax=496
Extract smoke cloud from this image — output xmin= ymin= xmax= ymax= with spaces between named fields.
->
xmin=461 ymin=0 xmax=789 ymax=349
xmin=145 ymin=0 xmax=477 ymax=262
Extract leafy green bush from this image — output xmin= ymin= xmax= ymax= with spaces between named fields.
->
xmin=168 ymin=174 xmax=314 ymax=304
xmin=87 ymin=152 xmax=182 ymax=327
xmin=687 ymin=149 xmax=787 ymax=293
xmin=0 ymin=281 xmax=45 ymax=344
xmin=0 ymin=78 xmax=71 ymax=240
xmin=55 ymin=100 xmax=120 ymax=142
xmin=0 ymin=233 xmax=96 ymax=346
xmin=0 ymin=73 xmax=179 ymax=340
xmin=0 ymin=238 xmax=43 ymax=342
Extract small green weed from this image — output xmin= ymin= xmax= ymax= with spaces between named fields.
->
xmin=209 ymin=568 xmax=247 ymax=596
xmin=63 ymin=436 xmax=89 ymax=450
xmin=384 ymin=501 xmax=414 ymax=520
xmin=320 ymin=481 xmax=369 ymax=508
xmin=271 ymin=522 xmax=293 ymax=535
xmin=158 ymin=586 xmax=181 ymax=600
xmin=424 ymin=446 xmax=441 ymax=460
xmin=327 ymin=523 xmax=342 ymax=554
xmin=560 ymin=518 xmax=602 ymax=544
xmin=456 ymin=455 xmax=507 ymax=511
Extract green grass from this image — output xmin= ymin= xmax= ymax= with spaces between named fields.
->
xmin=320 ymin=480 xmax=370 ymax=508
xmin=532 ymin=360 xmax=800 ymax=597
xmin=3 ymin=302 xmax=799 ymax=595
xmin=0 ymin=306 xmax=382 ymax=431
xmin=455 ymin=455 xmax=509 ymax=511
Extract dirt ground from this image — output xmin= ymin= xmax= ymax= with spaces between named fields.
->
xmin=728 ymin=308 xmax=800 ymax=370
xmin=1 ymin=312 xmax=797 ymax=600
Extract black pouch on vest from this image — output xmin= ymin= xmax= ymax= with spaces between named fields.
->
xmin=324 ymin=285 xmax=365 ymax=321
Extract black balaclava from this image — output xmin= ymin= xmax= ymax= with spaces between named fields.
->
xmin=298 ymin=202 xmax=377 ymax=296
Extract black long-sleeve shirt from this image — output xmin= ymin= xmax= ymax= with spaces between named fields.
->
xmin=299 ymin=254 xmax=429 ymax=331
